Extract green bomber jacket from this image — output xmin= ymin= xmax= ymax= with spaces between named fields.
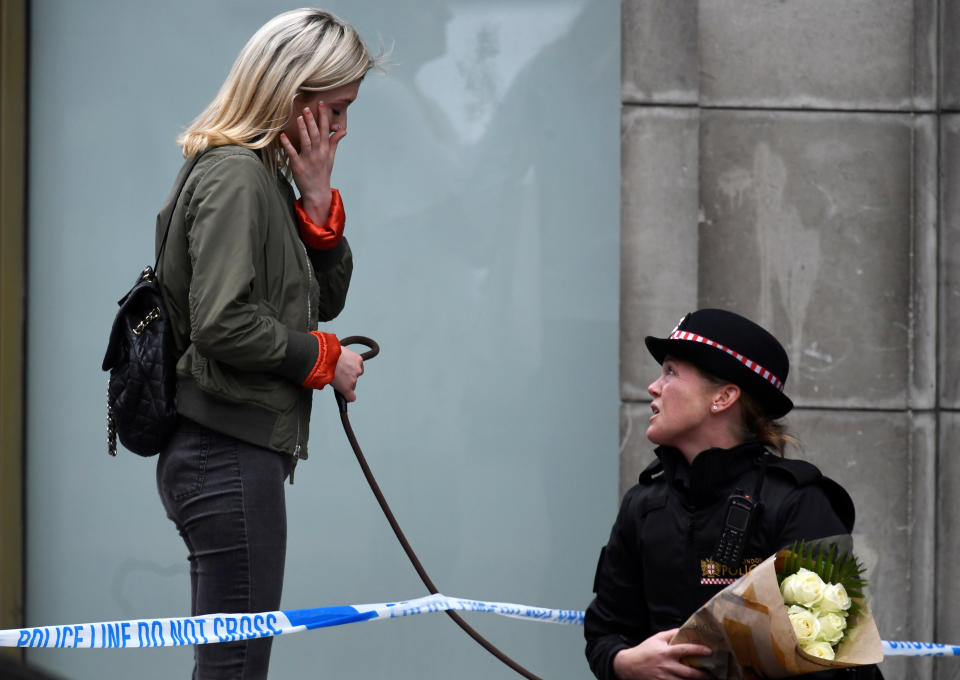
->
xmin=155 ymin=145 xmax=352 ymax=460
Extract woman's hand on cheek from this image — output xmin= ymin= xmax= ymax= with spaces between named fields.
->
xmin=612 ymin=629 xmax=713 ymax=680
xmin=280 ymin=103 xmax=347 ymax=225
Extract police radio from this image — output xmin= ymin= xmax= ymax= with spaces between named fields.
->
xmin=713 ymin=491 xmax=760 ymax=569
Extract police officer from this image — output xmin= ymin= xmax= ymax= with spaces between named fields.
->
xmin=584 ymin=309 xmax=882 ymax=680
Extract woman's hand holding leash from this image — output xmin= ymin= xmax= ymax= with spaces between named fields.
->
xmin=332 ymin=346 xmax=363 ymax=402
xmin=332 ymin=337 xmax=378 ymax=407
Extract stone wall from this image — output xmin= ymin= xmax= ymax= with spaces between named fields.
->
xmin=619 ymin=2 xmax=956 ymax=678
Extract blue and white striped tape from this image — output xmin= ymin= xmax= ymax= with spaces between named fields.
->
xmin=881 ymin=641 xmax=960 ymax=657
xmin=1 ymin=594 xmax=582 ymax=650
xmin=1 ymin=593 xmax=955 ymax=657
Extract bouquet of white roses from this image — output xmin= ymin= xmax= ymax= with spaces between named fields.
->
xmin=671 ymin=537 xmax=882 ymax=679
xmin=779 ymin=540 xmax=866 ymax=661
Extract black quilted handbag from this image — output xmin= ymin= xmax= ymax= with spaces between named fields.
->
xmin=102 ymin=266 xmax=179 ymax=456
xmin=101 ymin=152 xmax=204 ymax=456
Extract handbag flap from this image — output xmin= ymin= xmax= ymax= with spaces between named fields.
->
xmin=101 ymin=276 xmax=165 ymax=371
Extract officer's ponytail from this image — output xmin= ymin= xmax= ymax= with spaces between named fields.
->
xmin=737 ymin=390 xmax=798 ymax=456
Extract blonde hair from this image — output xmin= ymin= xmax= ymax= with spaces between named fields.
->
xmin=178 ymin=8 xmax=379 ymax=175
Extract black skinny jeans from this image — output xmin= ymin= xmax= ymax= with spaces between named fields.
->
xmin=157 ymin=417 xmax=288 ymax=680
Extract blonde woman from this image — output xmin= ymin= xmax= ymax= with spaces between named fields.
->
xmin=154 ymin=9 xmax=379 ymax=678
xmin=584 ymin=309 xmax=882 ymax=680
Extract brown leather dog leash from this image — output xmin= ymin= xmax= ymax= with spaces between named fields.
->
xmin=335 ymin=336 xmax=544 ymax=680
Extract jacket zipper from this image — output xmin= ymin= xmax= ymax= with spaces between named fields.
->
xmin=293 ymin=238 xmax=316 ymax=463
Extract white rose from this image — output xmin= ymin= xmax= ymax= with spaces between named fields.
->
xmin=816 ymin=611 xmax=848 ymax=645
xmin=818 ymin=582 xmax=852 ymax=614
xmin=801 ymin=641 xmax=836 ymax=660
xmin=787 ymin=605 xmax=821 ymax=643
xmin=781 ymin=568 xmax=826 ymax=607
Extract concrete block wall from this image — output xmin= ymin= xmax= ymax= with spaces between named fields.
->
xmin=620 ymin=2 xmax=954 ymax=678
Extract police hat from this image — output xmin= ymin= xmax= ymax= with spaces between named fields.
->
xmin=644 ymin=309 xmax=794 ymax=418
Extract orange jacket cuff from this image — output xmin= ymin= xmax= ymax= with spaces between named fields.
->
xmin=302 ymin=331 xmax=342 ymax=390
xmin=295 ymin=189 xmax=345 ymax=250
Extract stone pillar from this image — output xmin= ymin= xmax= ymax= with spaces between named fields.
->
xmin=620 ymin=2 xmax=953 ymax=677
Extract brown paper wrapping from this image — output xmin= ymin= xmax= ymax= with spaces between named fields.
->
xmin=671 ymin=551 xmax=883 ymax=679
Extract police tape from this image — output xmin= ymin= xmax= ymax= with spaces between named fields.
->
xmin=881 ymin=641 xmax=960 ymax=657
xmin=0 ymin=593 xmax=583 ymax=649
xmin=2 ymin=594 xmax=956 ymax=657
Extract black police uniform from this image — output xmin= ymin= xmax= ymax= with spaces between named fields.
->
xmin=584 ymin=441 xmax=882 ymax=680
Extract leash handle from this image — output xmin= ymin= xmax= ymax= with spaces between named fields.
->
xmin=339 ymin=335 xmax=379 ymax=361
xmin=335 ymin=335 xmax=379 ymax=413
